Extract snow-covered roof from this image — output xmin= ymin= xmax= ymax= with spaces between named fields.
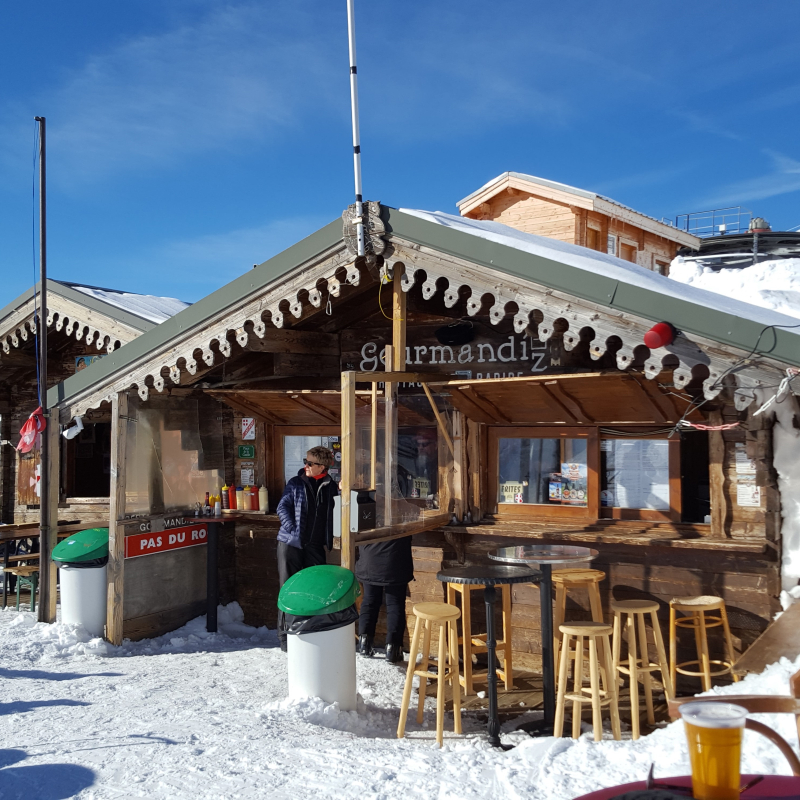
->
xmin=400 ymin=208 xmax=800 ymax=330
xmin=456 ymin=171 xmax=700 ymax=248
xmin=58 ymin=282 xmax=190 ymax=324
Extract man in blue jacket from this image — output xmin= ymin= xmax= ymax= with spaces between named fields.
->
xmin=276 ymin=446 xmax=338 ymax=651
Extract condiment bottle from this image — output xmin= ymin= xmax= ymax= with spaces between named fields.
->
xmin=243 ymin=485 xmax=253 ymax=511
xmin=221 ymin=484 xmax=230 ymax=509
xmin=251 ymin=485 xmax=259 ymax=511
xmin=258 ymin=486 xmax=268 ymax=513
xmin=228 ymin=484 xmax=237 ymax=510
xmin=214 ymin=497 xmax=221 ymax=517
xmin=236 ymin=486 xmax=245 ymax=510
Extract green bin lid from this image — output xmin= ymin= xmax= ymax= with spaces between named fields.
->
xmin=52 ymin=527 xmax=109 ymax=563
xmin=277 ymin=565 xmax=360 ymax=616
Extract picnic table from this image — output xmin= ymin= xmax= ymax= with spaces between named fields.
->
xmin=1 ymin=522 xmax=86 ymax=608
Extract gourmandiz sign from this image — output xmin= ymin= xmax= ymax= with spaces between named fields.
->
xmin=124 ymin=525 xmax=208 ymax=558
xmin=359 ymin=335 xmax=549 ymax=376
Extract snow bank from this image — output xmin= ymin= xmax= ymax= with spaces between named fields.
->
xmin=669 ymin=257 xmax=800 ymax=321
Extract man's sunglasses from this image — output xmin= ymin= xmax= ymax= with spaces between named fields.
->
xmin=303 ymin=459 xmax=325 ymax=467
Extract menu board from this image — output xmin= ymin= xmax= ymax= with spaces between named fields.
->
xmin=604 ymin=439 xmax=669 ymax=510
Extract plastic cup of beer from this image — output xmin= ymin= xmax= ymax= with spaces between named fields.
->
xmin=679 ymin=701 xmax=748 ymax=800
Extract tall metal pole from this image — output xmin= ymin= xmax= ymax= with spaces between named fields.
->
xmin=34 ymin=116 xmax=51 ymax=623
xmin=346 ymin=0 xmax=365 ymax=257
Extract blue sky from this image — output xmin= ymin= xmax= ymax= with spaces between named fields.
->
xmin=2 ymin=0 xmax=799 ymax=304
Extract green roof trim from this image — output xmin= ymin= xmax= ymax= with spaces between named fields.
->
xmin=48 ymin=218 xmax=343 ymax=409
xmin=48 ymin=205 xmax=800 ymax=411
xmin=381 ymin=207 xmax=800 ymax=368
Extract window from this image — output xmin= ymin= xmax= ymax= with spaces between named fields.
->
xmin=489 ymin=428 xmax=597 ymax=518
xmin=619 ymin=243 xmax=637 ymax=263
xmin=397 ymin=426 xmax=438 ymax=502
xmin=283 ymin=434 xmax=341 ymax=485
xmin=490 ymin=428 xmax=680 ymax=521
xmin=586 ymin=228 xmax=599 ymax=251
xmin=655 ymin=260 xmax=669 ymax=275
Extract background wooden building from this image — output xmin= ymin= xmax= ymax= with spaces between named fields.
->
xmin=0 ymin=280 xmax=188 ymax=525
xmin=458 ymin=172 xmax=700 ymax=274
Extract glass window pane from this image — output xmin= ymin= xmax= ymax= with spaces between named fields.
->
xmin=397 ymin=427 xmax=438 ymax=501
xmin=601 ymin=439 xmax=669 ymax=510
xmin=498 ymin=437 xmax=587 ymax=507
xmin=283 ymin=435 xmax=341 ymax=485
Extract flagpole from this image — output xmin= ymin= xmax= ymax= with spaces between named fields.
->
xmin=346 ymin=0 xmax=365 ymax=257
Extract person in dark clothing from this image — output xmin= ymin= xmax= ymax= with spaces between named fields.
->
xmin=355 ymin=535 xmax=414 ymax=663
xmin=276 ymin=446 xmax=338 ymax=651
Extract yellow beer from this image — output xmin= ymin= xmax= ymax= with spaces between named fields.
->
xmin=679 ymin=702 xmax=747 ymax=800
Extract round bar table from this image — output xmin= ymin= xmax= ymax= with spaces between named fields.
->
xmin=573 ymin=774 xmax=800 ymax=798
xmin=489 ymin=544 xmax=599 ymax=735
xmin=436 ymin=564 xmax=540 ymax=748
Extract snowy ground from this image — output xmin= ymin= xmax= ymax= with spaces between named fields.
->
xmin=3 ymin=603 xmax=800 ymax=800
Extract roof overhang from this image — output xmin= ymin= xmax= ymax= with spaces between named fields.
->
xmin=0 ymin=280 xmax=157 ymax=355
xmin=49 ymin=207 xmax=797 ymax=420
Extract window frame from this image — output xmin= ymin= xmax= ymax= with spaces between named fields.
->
xmin=488 ymin=427 xmax=599 ymax=520
xmin=488 ymin=426 xmax=681 ymax=522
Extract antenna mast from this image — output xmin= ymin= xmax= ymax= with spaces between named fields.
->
xmin=346 ymin=0 xmax=365 ymax=257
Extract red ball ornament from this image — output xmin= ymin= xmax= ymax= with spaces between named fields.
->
xmin=644 ymin=322 xmax=676 ymax=349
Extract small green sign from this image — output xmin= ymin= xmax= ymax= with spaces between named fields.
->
xmin=238 ymin=444 xmax=255 ymax=459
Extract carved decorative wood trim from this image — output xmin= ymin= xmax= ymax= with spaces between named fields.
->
xmin=57 ymin=223 xmax=788 ymax=419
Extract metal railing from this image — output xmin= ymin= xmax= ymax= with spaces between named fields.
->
xmin=674 ymin=207 xmax=752 ymax=238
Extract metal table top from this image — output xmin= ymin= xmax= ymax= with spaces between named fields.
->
xmin=489 ymin=544 xmax=598 ymax=566
xmin=436 ymin=564 xmax=540 ymax=585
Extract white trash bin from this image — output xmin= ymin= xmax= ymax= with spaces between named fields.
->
xmin=287 ymin=622 xmax=357 ymax=710
xmin=59 ymin=563 xmax=107 ymax=637
xmin=52 ymin=527 xmax=109 ymax=637
xmin=278 ymin=565 xmax=361 ymax=712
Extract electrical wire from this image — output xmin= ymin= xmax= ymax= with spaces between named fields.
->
xmin=378 ymin=273 xmax=404 ymax=322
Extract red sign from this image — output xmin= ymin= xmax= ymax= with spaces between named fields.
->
xmin=124 ymin=524 xmax=208 ymax=559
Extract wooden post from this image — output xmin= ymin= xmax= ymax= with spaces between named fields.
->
xmin=369 ymin=382 xmax=377 ymax=491
xmin=452 ymin=411 xmax=465 ymax=521
xmin=392 ymin=265 xmax=406 ymax=371
xmin=107 ymin=391 xmax=129 ymax=644
xmin=384 ymin=346 xmax=396 ymax=528
xmin=708 ymin=409 xmax=728 ymax=538
xmin=38 ymin=417 xmax=59 ymax=622
xmin=340 ymin=371 xmax=356 ymax=571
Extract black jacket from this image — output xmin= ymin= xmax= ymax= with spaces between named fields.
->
xmin=356 ymin=536 xmax=414 ymax=586
xmin=277 ymin=469 xmax=338 ymax=550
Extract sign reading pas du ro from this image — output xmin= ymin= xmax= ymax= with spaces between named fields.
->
xmin=124 ymin=524 xmax=208 ymax=559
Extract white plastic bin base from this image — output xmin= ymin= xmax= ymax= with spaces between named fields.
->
xmin=286 ymin=622 xmax=357 ymax=711
xmin=59 ymin=564 xmax=107 ymax=637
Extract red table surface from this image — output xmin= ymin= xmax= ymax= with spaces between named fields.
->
xmin=573 ymin=774 xmax=800 ymax=799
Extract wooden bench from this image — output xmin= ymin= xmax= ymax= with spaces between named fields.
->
xmin=733 ymin=603 xmax=800 ymax=677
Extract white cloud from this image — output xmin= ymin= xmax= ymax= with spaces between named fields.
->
xmin=1 ymin=5 xmax=342 ymax=185
xmin=698 ymin=150 xmax=800 ymax=207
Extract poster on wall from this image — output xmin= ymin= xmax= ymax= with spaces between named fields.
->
xmin=734 ymin=443 xmax=757 ymax=475
xmin=240 ymin=461 xmax=255 ymax=486
xmin=736 ymin=480 xmax=761 ymax=507
xmin=500 ymin=482 xmax=524 ymax=503
xmin=241 ymin=417 xmax=256 ymax=440
xmin=560 ymin=462 xmax=588 ymax=506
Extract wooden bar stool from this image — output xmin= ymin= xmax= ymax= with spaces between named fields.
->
xmin=7 ymin=566 xmax=38 ymax=613
xmin=553 ymin=568 xmax=607 ymax=679
xmin=611 ymin=599 xmax=674 ymax=740
xmin=446 ymin=582 xmax=514 ymax=695
xmin=397 ymin=602 xmax=462 ymax=747
xmin=555 ymin=622 xmax=621 ymax=742
xmin=669 ymin=595 xmax=739 ymax=692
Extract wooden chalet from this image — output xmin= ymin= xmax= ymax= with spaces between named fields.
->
xmin=458 ymin=172 xmax=700 ymax=274
xmin=41 ymin=204 xmax=799 ymax=676
xmin=0 ymin=280 xmax=188 ymax=526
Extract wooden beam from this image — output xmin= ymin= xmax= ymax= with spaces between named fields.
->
xmin=288 ymin=395 xmax=339 ymax=424
xmin=421 ymin=383 xmax=455 ymax=458
xmin=708 ymin=409 xmax=729 ymax=539
xmin=459 ymin=385 xmax=511 ymax=424
xmin=353 ymin=371 xmax=451 ymax=384
xmin=392 ymin=265 xmax=406 ymax=371
xmin=107 ymin=391 xmax=128 ymax=645
xmin=627 ymin=378 xmax=669 ymax=424
xmin=384 ymin=346 xmax=397 ymax=527
xmin=340 ymin=371 xmax=356 ymax=571
xmin=352 ymin=512 xmax=450 ymax=545
xmin=537 ymin=383 xmax=579 ymax=424
xmin=370 ymin=382 xmax=377 ymax=491
xmin=245 ymin=329 xmax=340 ymax=356
xmin=38 ymin=417 xmax=59 ymax=622
xmin=633 ymin=376 xmax=680 ymax=423
xmin=208 ymin=392 xmax=287 ymax=425
xmin=540 ymin=380 xmax=593 ymax=424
